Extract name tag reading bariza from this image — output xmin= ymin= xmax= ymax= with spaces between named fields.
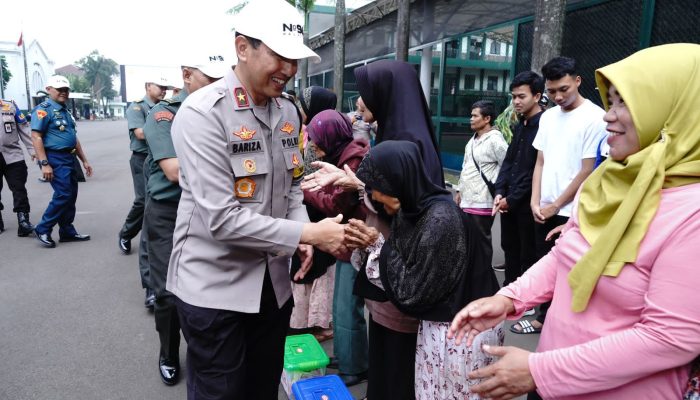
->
xmin=232 ymin=140 xmax=263 ymax=154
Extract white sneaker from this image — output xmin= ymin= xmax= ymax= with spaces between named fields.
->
xmin=523 ymin=308 xmax=536 ymax=316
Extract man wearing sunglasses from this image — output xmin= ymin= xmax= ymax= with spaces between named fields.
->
xmin=31 ymin=75 xmax=93 ymax=248
xmin=118 ymin=77 xmax=171 ymax=311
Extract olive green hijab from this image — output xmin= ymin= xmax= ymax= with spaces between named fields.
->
xmin=569 ymin=43 xmax=700 ymax=312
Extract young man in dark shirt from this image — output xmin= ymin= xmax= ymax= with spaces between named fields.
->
xmin=492 ymin=71 xmax=545 ymax=287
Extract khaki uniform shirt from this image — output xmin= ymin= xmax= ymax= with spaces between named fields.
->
xmin=1 ymin=99 xmax=34 ymax=163
xmin=167 ymin=68 xmax=308 ymax=313
xmin=125 ymin=96 xmax=155 ymax=153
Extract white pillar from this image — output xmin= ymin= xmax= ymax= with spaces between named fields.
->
xmin=420 ymin=47 xmax=433 ymax=103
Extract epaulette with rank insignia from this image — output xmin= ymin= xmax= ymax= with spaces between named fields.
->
xmin=39 ymin=101 xmax=50 ymax=108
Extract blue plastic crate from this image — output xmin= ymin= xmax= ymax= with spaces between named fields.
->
xmin=291 ymin=375 xmax=354 ymax=400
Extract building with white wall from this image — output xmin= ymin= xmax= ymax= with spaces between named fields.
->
xmin=0 ymin=40 xmax=54 ymax=111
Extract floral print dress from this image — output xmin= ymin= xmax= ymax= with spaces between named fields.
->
xmin=415 ymin=320 xmax=504 ymax=399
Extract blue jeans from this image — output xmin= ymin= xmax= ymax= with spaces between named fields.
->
xmin=332 ymin=260 xmax=369 ymax=375
xmin=35 ymin=151 xmax=79 ymax=237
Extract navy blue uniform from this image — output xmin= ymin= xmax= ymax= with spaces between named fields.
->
xmin=31 ymin=99 xmax=81 ymax=237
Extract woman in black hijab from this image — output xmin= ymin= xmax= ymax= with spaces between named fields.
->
xmin=354 ymin=60 xmax=445 ymax=187
xmin=353 ymin=141 xmax=502 ymax=399
xmin=297 ymin=86 xmax=337 ymax=124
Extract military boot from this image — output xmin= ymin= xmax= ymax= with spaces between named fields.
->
xmin=17 ymin=212 xmax=34 ymax=237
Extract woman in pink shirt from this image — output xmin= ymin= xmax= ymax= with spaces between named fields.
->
xmin=448 ymin=43 xmax=700 ymax=399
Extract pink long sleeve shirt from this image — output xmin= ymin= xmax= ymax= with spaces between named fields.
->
xmin=499 ymin=183 xmax=700 ymax=399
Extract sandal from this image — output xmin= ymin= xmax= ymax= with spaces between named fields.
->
xmin=509 ymin=320 xmax=542 ymax=334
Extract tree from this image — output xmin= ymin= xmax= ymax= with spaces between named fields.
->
xmin=229 ymin=0 xmax=316 ymax=91
xmin=334 ymin=0 xmax=346 ymax=111
xmin=531 ymin=0 xmax=567 ymax=73
xmin=1 ymin=56 xmax=11 ymax=92
xmin=77 ymin=50 xmax=119 ymax=114
xmin=396 ymin=0 xmax=410 ymax=61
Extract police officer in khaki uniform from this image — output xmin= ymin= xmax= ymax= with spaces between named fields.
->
xmin=167 ymin=1 xmax=346 ymax=398
xmin=119 ymin=77 xmax=171 ymax=309
xmin=142 ymin=51 xmax=229 ymax=386
xmin=0 ymin=99 xmax=35 ymax=235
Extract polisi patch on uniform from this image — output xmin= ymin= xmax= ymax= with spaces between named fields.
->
xmin=231 ymin=140 xmax=263 ymax=154
xmin=281 ymin=136 xmax=299 ymax=149
xmin=234 ymin=87 xmax=249 ymax=108
xmin=37 ymin=110 xmax=48 ymax=119
xmin=234 ymin=177 xmax=256 ymax=198
xmin=154 ymin=111 xmax=174 ymax=123
xmin=280 ymin=122 xmax=295 ymax=135
xmin=233 ymin=126 xmax=256 ymax=140
xmin=291 ymin=152 xmax=301 ymax=167
xmin=1 ymin=103 xmax=10 ymax=112
xmin=243 ymin=158 xmax=256 ymax=173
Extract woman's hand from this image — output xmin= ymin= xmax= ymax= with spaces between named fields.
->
xmin=448 ymin=295 xmax=514 ymax=346
xmin=334 ymin=164 xmax=364 ymax=192
xmin=545 ymin=223 xmax=565 ymax=241
xmin=344 ymin=218 xmax=379 ymax=249
xmin=301 ymin=161 xmax=345 ymax=192
xmin=468 ymin=345 xmax=536 ymax=399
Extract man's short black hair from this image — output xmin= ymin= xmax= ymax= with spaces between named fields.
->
xmin=235 ymin=32 xmax=261 ymax=49
xmin=510 ymin=71 xmax=544 ymax=95
xmin=541 ymin=57 xmax=577 ymax=81
xmin=471 ymin=100 xmax=497 ymax=123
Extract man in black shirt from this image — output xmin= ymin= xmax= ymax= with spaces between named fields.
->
xmin=492 ymin=71 xmax=545 ymax=286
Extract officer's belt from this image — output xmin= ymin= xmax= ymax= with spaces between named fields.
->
xmin=46 ymin=148 xmax=76 ymax=154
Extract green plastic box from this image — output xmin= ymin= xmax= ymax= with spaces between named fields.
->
xmin=281 ymin=334 xmax=330 ymax=398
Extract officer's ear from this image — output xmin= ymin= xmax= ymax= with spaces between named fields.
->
xmin=234 ymin=35 xmax=250 ymax=63
xmin=182 ymin=67 xmax=193 ymax=85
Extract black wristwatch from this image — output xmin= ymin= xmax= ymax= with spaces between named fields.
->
xmin=39 ymin=159 xmax=49 ymax=166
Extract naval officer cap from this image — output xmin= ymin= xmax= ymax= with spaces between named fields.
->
xmin=233 ymin=0 xmax=321 ymax=63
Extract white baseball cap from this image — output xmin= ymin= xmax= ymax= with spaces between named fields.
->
xmin=182 ymin=51 xmax=233 ymax=80
xmin=234 ymin=0 xmax=320 ymax=63
xmin=46 ymin=75 xmax=70 ymax=89
xmin=147 ymin=77 xmax=175 ymax=89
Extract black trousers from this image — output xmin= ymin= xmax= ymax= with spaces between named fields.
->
xmin=533 ymin=214 xmax=569 ymax=324
xmin=176 ymin=270 xmax=293 ymax=400
xmin=463 ymin=212 xmax=495 ymax=269
xmin=500 ymin=208 xmax=537 ymax=286
xmin=144 ymin=199 xmax=180 ymax=362
xmin=0 ymin=155 xmax=30 ymax=213
xmin=366 ymin=316 xmax=417 ymax=400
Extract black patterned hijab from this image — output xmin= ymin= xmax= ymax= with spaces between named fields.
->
xmin=298 ymin=86 xmax=337 ymax=124
xmin=354 ymin=60 xmax=445 ymax=188
xmin=356 ymin=141 xmax=492 ymax=319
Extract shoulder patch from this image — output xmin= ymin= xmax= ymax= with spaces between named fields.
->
xmin=36 ymin=110 xmax=48 ymax=119
xmin=39 ymin=101 xmax=50 ymax=107
xmin=154 ymin=110 xmax=175 ymax=123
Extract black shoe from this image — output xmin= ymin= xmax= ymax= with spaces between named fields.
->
xmin=17 ymin=212 xmax=34 ymax=237
xmin=0 ymin=212 xmax=4 ymax=233
xmin=58 ymin=233 xmax=91 ymax=242
xmin=159 ymin=356 xmax=180 ymax=386
xmin=145 ymin=288 xmax=155 ymax=310
xmin=35 ymin=231 xmax=56 ymax=248
xmin=118 ymin=236 xmax=131 ymax=254
xmin=327 ymin=356 xmax=339 ymax=370
xmin=339 ymin=371 xmax=368 ymax=386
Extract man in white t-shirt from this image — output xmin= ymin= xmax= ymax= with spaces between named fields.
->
xmin=513 ymin=57 xmax=607 ymax=336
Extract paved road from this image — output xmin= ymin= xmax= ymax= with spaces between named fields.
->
xmin=0 ymin=119 xmax=535 ymax=400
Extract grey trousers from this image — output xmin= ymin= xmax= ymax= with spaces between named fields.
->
xmin=120 ymin=152 xmax=150 ymax=289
